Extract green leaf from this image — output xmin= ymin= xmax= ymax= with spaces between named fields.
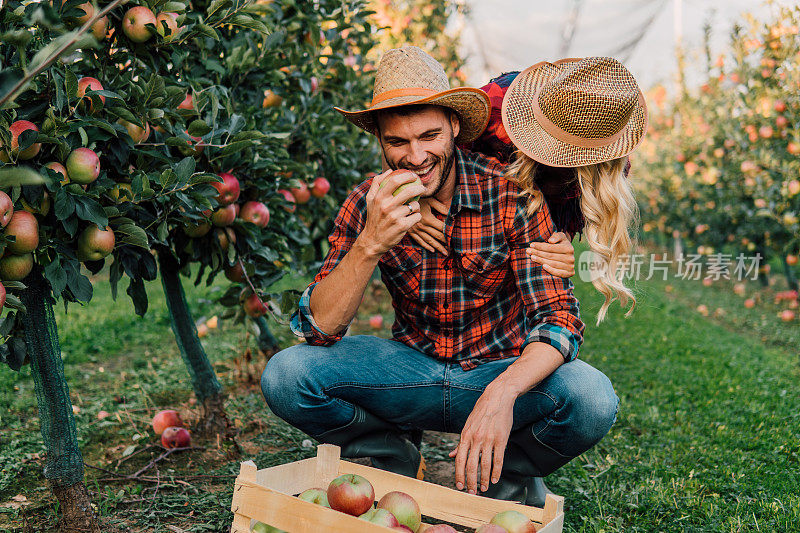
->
xmin=44 ymin=256 xmax=67 ymax=297
xmin=194 ymin=24 xmax=220 ymax=40
xmin=28 ymin=31 xmax=95 ymax=74
xmin=74 ymin=197 xmax=108 ymax=227
xmin=187 ymin=119 xmax=211 ymax=137
xmin=65 ymin=68 xmax=78 ymax=99
xmin=108 ymin=106 xmax=139 ymax=124
xmin=174 ymin=157 xmax=196 ymax=182
xmin=219 ymin=140 xmax=253 ymax=156
xmin=126 ymin=277 xmax=148 ymax=316
xmin=0 ymin=166 xmax=47 ymax=187
xmin=114 ymin=223 xmax=149 ymax=249
xmin=159 ymin=169 xmax=178 ymax=189
xmin=228 ymin=13 xmax=270 ymax=34
xmin=232 ymin=130 xmax=268 ymax=142
xmin=206 ymin=0 xmax=232 ymax=18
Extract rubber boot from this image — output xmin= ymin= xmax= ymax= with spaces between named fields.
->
xmin=313 ymin=407 xmax=425 ymax=479
xmin=479 ymin=426 xmax=570 ymax=507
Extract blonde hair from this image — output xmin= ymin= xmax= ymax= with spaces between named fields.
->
xmin=507 ymin=153 xmax=638 ymax=324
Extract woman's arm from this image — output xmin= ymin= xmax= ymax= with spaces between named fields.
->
xmin=526 ymin=232 xmax=575 ymax=278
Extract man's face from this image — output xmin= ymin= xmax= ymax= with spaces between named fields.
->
xmin=376 ymin=106 xmax=460 ymax=198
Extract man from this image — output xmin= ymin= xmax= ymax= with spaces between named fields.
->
xmin=261 ymin=46 xmax=618 ymax=507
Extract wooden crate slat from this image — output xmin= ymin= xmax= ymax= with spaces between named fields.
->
xmin=254 ymin=457 xmax=318 ymax=495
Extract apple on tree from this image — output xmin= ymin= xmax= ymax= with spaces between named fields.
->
xmin=211 ymin=204 xmax=237 ymax=227
xmin=77 ymin=77 xmax=105 ymax=113
xmin=327 ymin=473 xmax=374 ymax=516
xmin=76 ymin=225 xmax=115 ymax=262
xmin=277 ymin=190 xmax=296 ymax=213
xmin=90 ymin=15 xmax=109 ymax=40
xmin=311 ymin=177 xmax=330 ymax=198
xmin=4 ymin=211 xmax=39 ymax=254
xmin=0 ymin=282 xmax=5 ymax=308
xmin=0 ymin=191 xmax=14 ymax=227
xmin=212 ymin=172 xmax=241 ymax=205
xmin=184 ymin=221 xmax=211 ymax=238
xmin=66 ymin=147 xmax=101 ymax=185
xmin=225 ymin=261 xmax=246 ymax=283
xmin=44 ymin=162 xmax=69 ymax=185
xmin=122 ymin=6 xmax=157 ymax=43
xmin=242 ymin=292 xmax=268 ymax=318
xmin=0 ymin=253 xmax=33 ymax=281
xmin=291 ymin=182 xmax=311 ymax=204
xmin=117 ymin=118 xmax=150 ymax=144
xmin=239 ymin=201 xmax=269 ymax=227
xmin=0 ymin=120 xmax=41 ymax=161
xmin=262 ymin=90 xmax=282 ymax=108
xmin=155 ymin=12 xmax=182 ymax=41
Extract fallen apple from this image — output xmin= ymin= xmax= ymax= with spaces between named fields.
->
xmin=327 ymin=473 xmax=374 ymax=516
xmin=197 ymin=323 xmax=209 ymax=338
xmin=490 ymin=510 xmax=537 ymax=533
xmin=152 ymin=409 xmax=184 ymax=435
xmin=780 ymin=309 xmax=796 ymax=322
xmin=161 ymin=426 xmax=191 ymax=448
xmin=744 ymin=298 xmax=756 ymax=309
xmin=377 ymin=491 xmax=421 ymax=532
xmin=359 ymin=508 xmax=400 ymax=528
xmin=298 ymin=488 xmax=330 ymax=507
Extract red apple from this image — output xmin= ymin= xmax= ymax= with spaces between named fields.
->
xmin=0 ymin=191 xmax=13 ymax=228
xmin=358 ymin=508 xmax=399 ymax=528
xmin=277 ymin=189 xmax=296 ymax=213
xmin=490 ymin=510 xmax=537 ymax=533
xmin=733 ymin=282 xmax=746 ymax=296
xmin=774 ymin=100 xmax=787 ymax=112
xmin=66 ymin=147 xmax=100 ymax=184
xmin=377 ymin=491 xmax=421 ymax=532
xmin=178 ymin=93 xmax=194 ymax=110
xmin=4 ymin=211 xmax=39 ymax=254
xmin=262 ymin=90 xmax=282 ymax=108
xmin=118 ymin=118 xmax=150 ymax=144
xmin=788 ymin=143 xmax=800 ymax=156
xmin=71 ymin=1 xmax=94 ymax=24
xmin=44 ymin=162 xmax=69 ymax=185
xmin=759 ymin=125 xmax=773 ymax=138
xmin=211 ymin=204 xmax=237 ymax=227
xmin=787 ymin=255 xmax=798 ymax=266
xmin=77 ymin=225 xmax=115 ymax=262
xmin=239 ymin=201 xmax=269 ymax=227
xmin=702 ymin=278 xmax=713 ymax=287
xmin=697 ymin=304 xmax=709 ymax=316
xmin=780 ymin=309 xmax=796 ymax=322
xmin=161 ymin=426 xmax=191 ymax=448
xmin=423 ymin=526 xmax=457 ymax=533
xmin=243 ymin=292 xmax=268 ymax=318
xmin=184 ymin=221 xmax=211 ymax=238
xmin=391 ymin=527 xmax=414 ymax=532
xmin=0 ymin=282 xmax=5 ymax=308
xmin=213 ymin=172 xmax=240 ymax=205
xmin=152 ymin=409 xmax=184 ymax=435
xmin=369 ymin=314 xmax=383 ymax=329
xmin=476 ymin=525 xmax=510 ymax=533
xmin=744 ymin=298 xmax=756 ymax=309
xmin=2 ymin=120 xmax=40 ymax=160
xmin=327 ymin=474 xmax=374 ymax=516
xmin=310 ymin=76 xmax=319 ymax=94
xmin=0 ymin=253 xmax=33 ymax=281
xmin=122 ymin=6 xmax=157 ymax=43
xmin=291 ymin=182 xmax=311 ymax=204
xmin=311 ymin=177 xmax=330 ymax=198
xmin=788 ymin=180 xmax=800 ymax=196
xmin=156 ymin=12 xmax=182 ymax=41
xmin=77 ymin=77 xmax=105 ymax=113
xmin=225 ymin=262 xmax=246 ymax=283
xmin=297 ymin=488 xmax=331 ymax=507
xmin=775 ymin=116 xmax=789 ymax=129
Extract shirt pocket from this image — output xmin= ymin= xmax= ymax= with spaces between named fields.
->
xmin=379 ymin=245 xmax=422 ymax=299
xmin=458 ymin=246 xmax=510 ymax=302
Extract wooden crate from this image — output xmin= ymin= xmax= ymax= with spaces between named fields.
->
xmin=230 ymin=444 xmax=564 ymax=533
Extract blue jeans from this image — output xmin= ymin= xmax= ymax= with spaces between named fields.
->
xmin=261 ymin=335 xmax=619 ymax=460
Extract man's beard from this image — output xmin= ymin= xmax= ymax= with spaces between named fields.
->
xmin=386 ymin=137 xmax=456 ymax=199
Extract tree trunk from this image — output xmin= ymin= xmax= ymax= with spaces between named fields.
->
xmin=158 ymin=251 xmax=235 ymax=442
xmin=20 ymin=268 xmax=99 ymax=532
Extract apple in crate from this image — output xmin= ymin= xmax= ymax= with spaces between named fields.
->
xmin=490 ymin=510 xmax=538 ymax=532
xmin=359 ymin=508 xmax=400 ymax=527
xmin=152 ymin=409 xmax=183 ymax=435
xmin=391 ymin=527 xmax=414 ymax=532
xmin=377 ymin=491 xmax=421 ymax=532
xmin=327 ymin=473 xmax=374 ymax=516
xmin=477 ymin=524 xmax=510 ymax=532
xmin=252 ymin=522 xmax=286 ymax=533
xmin=161 ymin=427 xmax=191 ymax=448
xmin=297 ymin=487 xmax=330 ymax=507
xmin=423 ymin=525 xmax=457 ymax=532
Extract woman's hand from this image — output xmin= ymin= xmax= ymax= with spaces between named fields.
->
xmin=526 ymin=232 xmax=576 ymax=278
xmin=407 ymin=197 xmax=449 ymax=254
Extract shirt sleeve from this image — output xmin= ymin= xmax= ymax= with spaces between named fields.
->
xmin=503 ymin=183 xmax=585 ymax=361
xmin=289 ymin=181 xmax=369 ymax=346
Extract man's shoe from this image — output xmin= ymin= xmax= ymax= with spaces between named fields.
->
xmin=313 ymin=406 xmax=425 ymax=479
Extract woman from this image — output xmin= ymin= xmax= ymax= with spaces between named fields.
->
xmin=409 ymin=57 xmax=647 ymax=323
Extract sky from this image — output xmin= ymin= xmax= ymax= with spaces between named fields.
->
xmin=458 ymin=0 xmax=797 ymax=91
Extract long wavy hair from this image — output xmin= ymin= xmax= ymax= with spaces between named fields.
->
xmin=506 ymin=153 xmax=638 ymax=324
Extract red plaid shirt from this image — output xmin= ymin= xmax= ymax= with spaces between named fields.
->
xmin=290 ymin=149 xmax=585 ymax=370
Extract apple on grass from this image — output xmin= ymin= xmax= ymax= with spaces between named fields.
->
xmin=77 ymin=225 xmax=115 ymax=262
xmin=152 ymin=409 xmax=184 ymax=435
xmin=490 ymin=510 xmax=538 ymax=533
xmin=213 ymin=172 xmax=241 ymax=205
xmin=122 ymin=6 xmax=157 ymax=43
xmin=161 ymin=426 xmax=191 ymax=448
xmin=1 ymin=120 xmax=40 ymax=160
xmin=359 ymin=508 xmax=400 ymax=528
xmin=0 ymin=253 xmax=33 ymax=281
xmin=239 ymin=201 xmax=269 ymax=228
xmin=311 ymin=177 xmax=330 ymax=198
xmin=377 ymin=491 xmax=421 ymax=532
xmin=0 ymin=191 xmax=13 ymax=227
xmin=66 ymin=148 xmax=101 ymax=185
xmin=4 ymin=211 xmax=39 ymax=254
xmin=297 ymin=488 xmax=330 ymax=507
xmin=327 ymin=473 xmax=374 ymax=516
xmin=378 ymin=169 xmax=423 ymax=204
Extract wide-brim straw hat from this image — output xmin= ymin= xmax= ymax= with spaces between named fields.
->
xmin=335 ymin=46 xmax=490 ymax=144
xmin=501 ymin=57 xmax=648 ymax=167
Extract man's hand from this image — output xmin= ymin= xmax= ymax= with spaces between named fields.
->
xmin=526 ymin=232 xmax=575 ymax=278
xmin=449 ymin=384 xmax=515 ymax=494
xmin=357 ymin=170 xmax=425 ymax=257
xmin=407 ymin=197 xmax=449 ymax=254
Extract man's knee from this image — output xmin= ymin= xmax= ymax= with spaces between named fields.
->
xmin=558 ymin=360 xmax=619 ymax=450
xmin=260 ymin=343 xmax=316 ymax=419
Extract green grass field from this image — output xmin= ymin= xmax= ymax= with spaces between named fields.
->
xmin=0 ymin=252 xmax=798 ymax=532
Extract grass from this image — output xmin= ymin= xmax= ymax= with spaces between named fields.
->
xmin=0 ymin=247 xmax=798 ymax=531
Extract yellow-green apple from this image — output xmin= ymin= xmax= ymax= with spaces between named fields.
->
xmin=156 ymin=12 xmax=182 ymax=40
xmin=211 ymin=204 xmax=236 ymax=227
xmin=781 ymin=309 xmax=796 ymax=322
xmin=252 ymin=523 xmax=287 ymax=533
xmin=152 ymin=409 xmax=184 ymax=435
xmin=359 ymin=508 xmax=399 ymax=528
xmin=262 ymin=90 xmax=282 ymax=108
xmin=4 ymin=211 xmax=39 ymax=254
xmin=108 ymin=183 xmax=133 ymax=203
xmin=327 ymin=474 xmax=374 ymax=516
xmin=117 ymin=118 xmax=150 ymax=144
xmin=213 ymin=172 xmax=240 ymax=205
xmin=77 ymin=77 xmax=105 ymax=113
xmin=759 ymin=125 xmax=773 ymax=138
xmin=277 ymin=190 xmax=296 ymax=213
xmin=239 ymin=201 xmax=269 ymax=227
xmin=242 ymin=292 xmax=268 ymax=318
xmin=476 ymin=525 xmax=509 ymax=533
xmin=0 ymin=253 xmax=33 ymax=281
xmin=77 ymin=225 xmax=115 ymax=261
xmin=489 ymin=510 xmax=537 ymax=533
xmin=20 ymin=191 xmax=51 ymax=216
xmin=0 ymin=191 xmax=13 ymax=227
xmin=0 ymin=282 xmax=5 ymax=308
xmin=311 ymin=177 xmax=330 ymax=198
xmin=161 ymin=426 xmax=191 ymax=448
xmin=2 ymin=120 xmax=41 ymax=160
xmin=178 ymin=93 xmax=193 ymax=110
xmin=66 ymin=147 xmax=100 ymax=184
xmin=122 ymin=6 xmax=157 ymax=43
xmin=90 ymin=15 xmax=109 ymax=40
xmin=184 ymin=221 xmax=211 ymax=238
xmin=297 ymin=488 xmax=330 ymax=507
xmin=225 ymin=262 xmax=246 ymax=282
xmin=291 ymin=182 xmax=311 ymax=204
xmin=44 ymin=162 xmax=69 ymax=184
xmin=378 ymin=169 xmax=422 ymax=204
xmin=377 ymin=491 xmax=421 ymax=532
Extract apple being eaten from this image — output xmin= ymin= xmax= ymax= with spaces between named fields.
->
xmin=161 ymin=426 xmax=191 ymax=448
xmin=378 ymin=169 xmax=422 ymax=204
xmin=327 ymin=474 xmax=374 ymax=516
xmin=152 ymin=409 xmax=184 ymax=435
xmin=297 ymin=488 xmax=330 ymax=507
xmin=377 ymin=491 xmax=421 ymax=532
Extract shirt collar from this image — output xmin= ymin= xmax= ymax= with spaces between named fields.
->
xmin=452 ymin=148 xmax=483 ymax=214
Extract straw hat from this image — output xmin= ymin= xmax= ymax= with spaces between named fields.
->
xmin=335 ymin=46 xmax=490 ymax=143
xmin=501 ymin=57 xmax=648 ymax=167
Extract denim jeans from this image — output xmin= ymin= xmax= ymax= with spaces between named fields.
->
xmin=262 ymin=335 xmax=619 ymax=460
